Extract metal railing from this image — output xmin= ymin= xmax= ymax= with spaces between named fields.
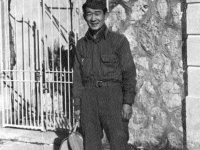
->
xmin=0 ymin=0 xmax=80 ymax=131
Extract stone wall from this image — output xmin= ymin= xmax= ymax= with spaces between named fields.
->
xmin=79 ymin=0 xmax=183 ymax=149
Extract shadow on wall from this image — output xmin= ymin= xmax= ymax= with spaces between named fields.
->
xmin=181 ymin=0 xmax=187 ymax=150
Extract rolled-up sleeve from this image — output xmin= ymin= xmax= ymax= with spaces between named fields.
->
xmin=119 ymin=36 xmax=137 ymax=105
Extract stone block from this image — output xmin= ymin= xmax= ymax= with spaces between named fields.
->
xmin=187 ymin=4 xmax=200 ymax=34
xmin=187 ymin=67 xmax=200 ymax=97
xmin=186 ymin=96 xmax=200 ymax=149
xmin=187 ymin=35 xmax=200 ymax=66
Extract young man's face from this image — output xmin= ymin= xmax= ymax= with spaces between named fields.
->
xmin=84 ymin=7 xmax=108 ymax=31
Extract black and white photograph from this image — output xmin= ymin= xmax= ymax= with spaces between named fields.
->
xmin=0 ymin=0 xmax=195 ymax=150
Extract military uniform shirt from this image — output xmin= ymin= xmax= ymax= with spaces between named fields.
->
xmin=73 ymin=25 xmax=137 ymax=106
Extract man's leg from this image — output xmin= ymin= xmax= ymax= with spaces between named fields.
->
xmin=103 ymin=113 xmax=129 ymax=150
xmin=81 ymin=87 xmax=103 ymax=150
xmin=98 ymin=86 xmax=129 ymax=150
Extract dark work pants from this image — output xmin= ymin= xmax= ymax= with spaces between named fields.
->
xmin=80 ymin=85 xmax=129 ymax=150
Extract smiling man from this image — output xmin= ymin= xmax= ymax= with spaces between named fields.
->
xmin=72 ymin=0 xmax=137 ymax=150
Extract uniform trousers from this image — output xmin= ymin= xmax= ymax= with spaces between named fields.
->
xmin=80 ymin=85 xmax=129 ymax=150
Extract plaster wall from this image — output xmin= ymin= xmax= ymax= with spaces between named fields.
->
xmin=186 ymin=0 xmax=200 ymax=149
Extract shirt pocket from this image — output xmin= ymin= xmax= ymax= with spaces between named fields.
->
xmin=82 ymin=57 xmax=91 ymax=75
xmin=101 ymin=54 xmax=119 ymax=75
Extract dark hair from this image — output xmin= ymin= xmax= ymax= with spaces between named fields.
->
xmin=82 ymin=4 xmax=108 ymax=14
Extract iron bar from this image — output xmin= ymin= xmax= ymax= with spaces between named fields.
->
xmin=58 ymin=0 xmax=61 ymax=126
xmin=3 ymin=124 xmax=42 ymax=130
xmin=40 ymin=0 xmax=44 ymax=130
xmin=49 ymin=0 xmax=53 ymax=129
xmin=6 ymin=0 xmax=12 ymax=125
xmin=13 ymin=0 xmax=17 ymax=126
xmin=0 ymin=0 xmax=5 ymax=127
xmin=21 ymin=0 xmax=26 ymax=126
xmin=65 ymin=0 xmax=69 ymax=120
xmin=47 ymin=6 xmax=68 ymax=10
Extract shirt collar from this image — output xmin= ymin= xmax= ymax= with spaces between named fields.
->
xmin=84 ymin=24 xmax=109 ymax=42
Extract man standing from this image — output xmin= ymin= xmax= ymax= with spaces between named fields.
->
xmin=73 ymin=0 xmax=137 ymax=149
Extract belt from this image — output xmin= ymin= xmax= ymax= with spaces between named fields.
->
xmin=83 ymin=81 xmax=121 ymax=88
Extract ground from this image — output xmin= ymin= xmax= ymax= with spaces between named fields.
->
xmin=0 ymin=127 xmax=138 ymax=150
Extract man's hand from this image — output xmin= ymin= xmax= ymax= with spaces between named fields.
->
xmin=74 ymin=110 xmax=80 ymax=121
xmin=122 ymin=104 xmax=132 ymax=120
